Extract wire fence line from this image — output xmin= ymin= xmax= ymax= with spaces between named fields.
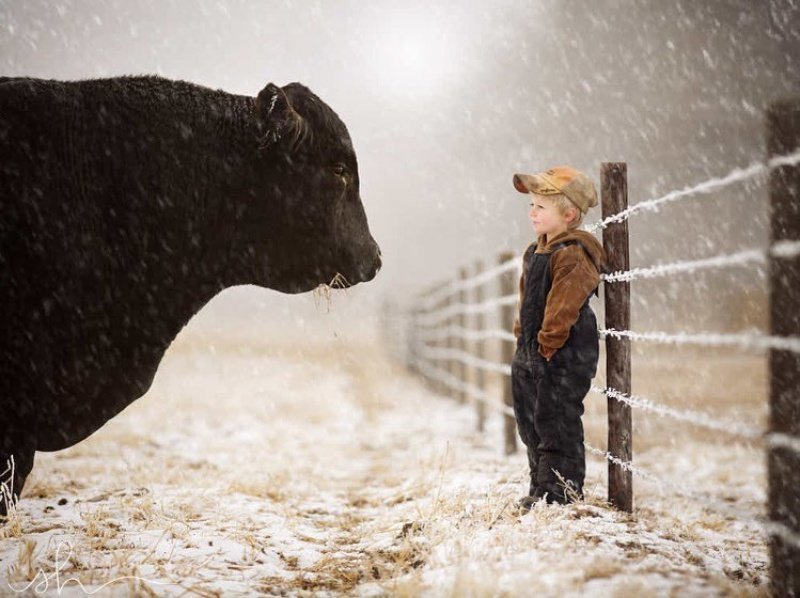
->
xmin=414 ymin=341 xmax=782 ymax=534
xmin=390 ymin=143 xmax=800 ymax=581
xmin=601 ymin=247 xmax=766 ymax=283
xmin=589 ymin=386 xmax=763 ymax=440
xmin=418 ymin=345 xmax=513 ymax=375
xmin=599 ymin=328 xmax=800 ymax=354
xmin=417 ymin=294 xmax=518 ymax=327
xmin=601 ymin=239 xmax=800 ymax=283
xmin=410 ymin=355 xmax=515 ymax=418
xmin=766 ymin=432 xmax=800 ymax=456
xmin=581 ymin=442 xmax=800 ymax=551
xmin=584 ymin=148 xmax=800 ymax=233
xmin=582 ymin=442 xmax=759 ymax=522
xmin=420 ymin=258 xmax=520 ymax=311
xmin=416 ymin=325 xmax=517 ymax=343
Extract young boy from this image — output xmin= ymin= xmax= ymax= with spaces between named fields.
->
xmin=510 ymin=165 xmax=606 ymax=511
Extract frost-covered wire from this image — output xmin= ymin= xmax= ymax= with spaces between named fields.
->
xmin=600 ymin=328 xmax=800 ymax=354
xmin=416 ymin=325 xmax=517 ymax=344
xmin=766 ymin=432 xmax=800 ymax=456
xmin=771 ymin=239 xmax=800 ymax=259
xmin=764 ymin=521 xmax=800 ymax=551
xmin=601 ymin=248 xmax=766 ymax=283
xmin=585 ymin=149 xmax=800 ymax=232
xmin=583 ymin=442 xmax=664 ymax=485
xmin=420 ymin=257 xmax=520 ymax=310
xmin=601 ymin=240 xmax=800 ymax=283
xmin=410 ymin=356 xmax=516 ymax=418
xmin=417 ymin=294 xmax=518 ymax=327
xmin=418 ymin=345 xmax=512 ymax=376
xmin=591 ymin=386 xmax=763 ymax=440
xmin=584 ymin=442 xmax=764 ymax=524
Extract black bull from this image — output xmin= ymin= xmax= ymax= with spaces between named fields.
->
xmin=0 ymin=75 xmax=381 ymax=513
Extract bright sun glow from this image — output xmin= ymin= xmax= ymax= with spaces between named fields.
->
xmin=362 ymin=13 xmax=459 ymax=100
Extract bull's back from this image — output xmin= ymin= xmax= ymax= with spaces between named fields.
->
xmin=0 ymin=77 xmax=227 ymax=451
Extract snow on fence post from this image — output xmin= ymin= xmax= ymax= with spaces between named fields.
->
xmin=601 ymin=162 xmax=633 ymax=513
xmin=473 ymin=260 xmax=487 ymax=432
xmin=767 ymin=98 xmax=800 ymax=597
xmin=499 ymin=251 xmax=518 ymax=455
xmin=456 ymin=267 xmax=469 ymax=403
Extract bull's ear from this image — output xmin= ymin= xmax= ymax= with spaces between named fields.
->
xmin=255 ymin=83 xmax=297 ymax=150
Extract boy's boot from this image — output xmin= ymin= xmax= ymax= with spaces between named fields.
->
xmin=516 ymin=446 xmax=540 ymax=514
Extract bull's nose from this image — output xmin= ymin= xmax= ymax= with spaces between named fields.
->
xmin=358 ymin=250 xmax=381 ymax=282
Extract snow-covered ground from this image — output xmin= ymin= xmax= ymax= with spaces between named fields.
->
xmin=0 ymin=327 xmax=769 ymax=596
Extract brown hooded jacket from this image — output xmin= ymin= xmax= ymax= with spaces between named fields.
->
xmin=513 ymin=229 xmax=607 ymax=360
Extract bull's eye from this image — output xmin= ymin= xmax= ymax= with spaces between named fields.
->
xmin=332 ymin=163 xmax=347 ymax=177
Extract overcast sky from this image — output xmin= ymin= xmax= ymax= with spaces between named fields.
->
xmin=2 ymin=1 xmax=798 ymax=338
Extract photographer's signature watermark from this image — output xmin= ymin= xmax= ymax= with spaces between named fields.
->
xmin=6 ymin=540 xmax=169 ymax=595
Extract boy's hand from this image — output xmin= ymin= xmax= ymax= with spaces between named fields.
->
xmin=532 ymin=353 xmax=547 ymax=378
xmin=538 ymin=345 xmax=557 ymax=361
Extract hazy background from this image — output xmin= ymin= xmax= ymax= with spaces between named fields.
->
xmin=2 ymin=0 xmax=798 ymax=342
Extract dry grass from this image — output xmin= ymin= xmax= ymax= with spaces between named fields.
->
xmin=0 ymin=333 xmax=770 ymax=596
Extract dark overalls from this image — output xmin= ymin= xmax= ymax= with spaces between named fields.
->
xmin=511 ymin=241 xmax=600 ymax=503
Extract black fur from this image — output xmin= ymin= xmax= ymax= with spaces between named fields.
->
xmin=0 ymin=75 xmax=381 ymax=513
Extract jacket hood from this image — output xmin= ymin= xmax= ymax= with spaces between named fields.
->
xmin=537 ymin=230 xmax=607 ymax=272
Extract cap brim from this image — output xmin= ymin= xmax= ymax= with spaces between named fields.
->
xmin=513 ymin=174 xmax=535 ymax=194
xmin=513 ymin=173 xmax=561 ymax=195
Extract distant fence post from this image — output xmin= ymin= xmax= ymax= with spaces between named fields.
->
xmin=499 ymin=251 xmax=517 ymax=455
xmin=457 ymin=268 xmax=468 ymax=403
xmin=407 ymin=305 xmax=419 ymax=375
xmin=425 ymin=282 xmax=440 ymax=394
xmin=601 ymin=162 xmax=633 ymax=513
xmin=767 ymin=98 xmax=800 ymax=597
xmin=473 ymin=260 xmax=487 ymax=432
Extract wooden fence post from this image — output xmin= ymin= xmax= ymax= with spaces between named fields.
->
xmin=417 ymin=285 xmax=434 ymax=390
xmin=499 ymin=251 xmax=518 ymax=455
xmin=425 ymin=281 xmax=443 ymax=394
xmin=767 ymin=98 xmax=800 ymax=597
xmin=457 ymin=268 xmax=469 ymax=403
xmin=444 ymin=282 xmax=456 ymax=399
xmin=473 ymin=261 xmax=487 ymax=432
xmin=601 ymin=162 xmax=633 ymax=513
xmin=406 ymin=304 xmax=421 ymax=375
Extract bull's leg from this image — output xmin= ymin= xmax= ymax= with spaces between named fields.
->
xmin=0 ymin=420 xmax=36 ymax=519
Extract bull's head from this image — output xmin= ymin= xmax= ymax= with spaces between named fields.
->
xmin=236 ymin=82 xmax=381 ymax=294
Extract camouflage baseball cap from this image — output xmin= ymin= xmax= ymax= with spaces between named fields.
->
xmin=513 ymin=165 xmax=598 ymax=214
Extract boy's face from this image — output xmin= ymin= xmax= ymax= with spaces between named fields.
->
xmin=528 ymin=194 xmax=574 ymax=237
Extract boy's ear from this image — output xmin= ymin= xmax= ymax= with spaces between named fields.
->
xmin=566 ymin=206 xmax=579 ymax=223
xmin=254 ymin=83 xmax=301 ymax=150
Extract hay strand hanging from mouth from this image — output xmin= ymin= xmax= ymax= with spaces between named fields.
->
xmin=312 ymin=273 xmax=350 ymax=313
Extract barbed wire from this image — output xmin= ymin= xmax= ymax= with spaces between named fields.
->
xmin=413 ymin=356 xmax=795 ymax=545
xmin=410 ymin=356 xmax=516 ymax=418
xmin=415 ymin=325 xmax=518 ymax=343
xmin=590 ymin=386 xmax=763 ymax=440
xmin=601 ymin=248 xmax=765 ymax=283
xmin=585 ymin=148 xmax=800 ymax=232
xmin=416 ymin=345 xmax=513 ymax=376
xmin=417 ymin=294 xmax=518 ymax=328
xmin=763 ymin=521 xmax=800 ymax=551
xmin=766 ymin=432 xmax=800 ymax=456
xmin=602 ymin=239 xmax=800 ymax=283
xmin=772 ymin=239 xmax=800 ymax=259
xmin=600 ymin=328 xmax=800 ymax=354
xmin=419 ymin=257 xmax=520 ymax=310
xmin=584 ymin=441 xmax=766 ymax=525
